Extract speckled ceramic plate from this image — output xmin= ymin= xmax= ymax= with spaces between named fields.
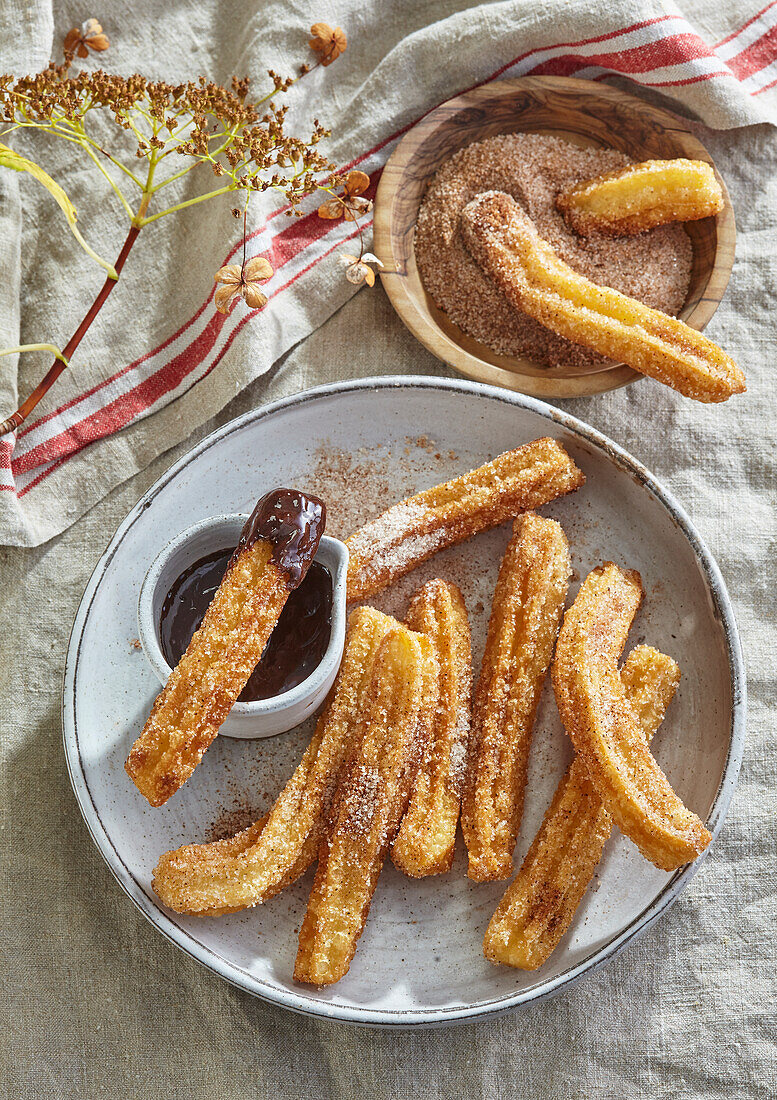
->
xmin=63 ymin=377 xmax=745 ymax=1027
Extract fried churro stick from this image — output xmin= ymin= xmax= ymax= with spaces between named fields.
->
xmin=557 ymin=158 xmax=724 ymax=237
xmin=126 ymin=489 xmax=326 ymax=806
xmin=392 ymin=580 xmax=473 ymax=877
xmin=484 ymin=645 xmax=680 ymax=970
xmin=345 ymin=438 xmax=584 ymax=601
xmin=461 ymin=513 xmax=571 ymax=882
xmin=152 ymin=607 xmax=397 ymax=914
xmin=152 ymin=816 xmax=317 ymax=917
xmin=552 ymin=562 xmax=712 ymax=870
xmin=461 ymin=191 xmax=745 ymax=403
xmin=294 ymin=628 xmax=438 ymax=986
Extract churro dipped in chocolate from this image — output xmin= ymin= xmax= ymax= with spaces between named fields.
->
xmin=126 ymin=489 xmax=325 ymax=806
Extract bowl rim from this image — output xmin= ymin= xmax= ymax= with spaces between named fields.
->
xmin=136 ymin=515 xmax=349 ymax=716
xmin=62 ymin=375 xmax=746 ymax=1028
xmin=374 ymin=74 xmax=736 ymax=400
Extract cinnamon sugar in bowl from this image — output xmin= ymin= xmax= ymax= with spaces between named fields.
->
xmin=374 ymin=76 xmax=735 ymax=399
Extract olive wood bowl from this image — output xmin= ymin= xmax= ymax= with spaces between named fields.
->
xmin=374 ymin=76 xmax=735 ymax=399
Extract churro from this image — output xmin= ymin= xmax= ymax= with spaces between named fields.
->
xmin=552 ymin=562 xmax=712 ymax=870
xmin=152 ymin=606 xmax=397 ymax=914
xmin=557 ymin=158 xmax=724 ymax=237
xmin=485 ymin=645 xmax=680 ymax=969
xmin=345 ymin=438 xmax=584 ymax=600
xmin=461 ymin=190 xmax=745 ymax=403
xmin=294 ymin=628 xmax=438 ymax=986
xmin=461 ymin=513 xmax=571 ymax=882
xmin=392 ymin=580 xmax=473 ymax=877
xmin=126 ymin=489 xmax=325 ymax=806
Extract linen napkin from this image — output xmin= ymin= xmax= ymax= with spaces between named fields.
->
xmin=0 ymin=0 xmax=774 ymax=545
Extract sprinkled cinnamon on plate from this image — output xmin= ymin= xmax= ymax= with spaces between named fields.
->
xmin=415 ymin=133 xmax=692 ymax=371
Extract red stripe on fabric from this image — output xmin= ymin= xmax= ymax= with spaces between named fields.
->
xmin=489 ymin=15 xmax=677 ymax=71
xmin=267 ymin=177 xmax=378 ymax=269
xmin=15 ymin=182 xmax=379 ymax=471
xmin=335 ymin=17 xmax=678 ymax=178
xmin=727 ymin=22 xmax=777 ymax=79
xmin=715 ymin=1 xmax=777 ymax=47
xmin=12 ymin=15 xmax=673 ymax=442
xmin=0 ymin=435 xmax=13 ymax=490
xmin=14 ymin=311 xmax=229 ymax=475
xmin=16 ymin=292 xmax=218 ymax=440
xmin=593 ymin=68 xmax=731 ymax=87
xmin=166 ymin=222 xmax=369 ymax=425
xmin=12 ymin=7 xmax=764 ymax=482
xmin=17 ymin=180 xmax=377 ymax=445
xmin=528 ymin=32 xmax=716 ymax=79
xmin=17 ymin=223 xmax=366 ymax=497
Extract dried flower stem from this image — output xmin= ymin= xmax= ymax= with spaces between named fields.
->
xmin=0 ymin=226 xmax=139 ymax=434
xmin=0 ymin=22 xmax=354 ymax=436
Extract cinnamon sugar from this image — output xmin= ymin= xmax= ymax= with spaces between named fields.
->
xmin=415 ymin=133 xmax=692 ymax=370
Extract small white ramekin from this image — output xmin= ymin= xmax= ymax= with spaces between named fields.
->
xmin=136 ymin=513 xmax=348 ymax=739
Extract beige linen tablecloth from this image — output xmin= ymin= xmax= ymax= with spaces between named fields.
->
xmin=2 ymin=2 xmax=776 ymax=1098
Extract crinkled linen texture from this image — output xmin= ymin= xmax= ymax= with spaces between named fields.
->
xmin=1 ymin=1 xmax=775 ymax=1098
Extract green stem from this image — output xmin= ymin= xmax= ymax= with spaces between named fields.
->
xmin=150 ymin=127 xmax=239 ymax=191
xmin=0 ymin=227 xmax=140 ymax=436
xmin=69 ymin=222 xmax=119 ymax=280
xmin=68 ymin=121 xmax=145 ymax=188
xmin=0 ymin=343 xmax=69 ymax=365
xmin=74 ymin=137 xmax=135 ymax=219
xmin=137 ymin=183 xmax=235 ymax=225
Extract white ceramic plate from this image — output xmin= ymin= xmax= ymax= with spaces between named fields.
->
xmin=63 ymin=377 xmax=745 ymax=1027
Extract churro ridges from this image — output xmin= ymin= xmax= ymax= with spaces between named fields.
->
xmin=294 ymin=628 xmax=438 ymax=986
xmin=552 ymin=562 xmax=711 ymax=871
xmin=152 ymin=606 xmax=397 ymax=915
xmin=392 ymin=580 xmax=473 ymax=877
xmin=557 ymin=158 xmax=724 ymax=237
xmin=461 ymin=513 xmax=571 ymax=883
xmin=345 ymin=438 xmax=584 ymax=601
xmin=484 ymin=645 xmax=680 ymax=970
xmin=461 ymin=190 xmax=745 ymax=403
xmin=126 ymin=537 xmax=291 ymax=807
xmin=126 ymin=489 xmax=326 ymax=807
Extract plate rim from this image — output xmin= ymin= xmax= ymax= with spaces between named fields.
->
xmin=62 ymin=375 xmax=746 ymax=1027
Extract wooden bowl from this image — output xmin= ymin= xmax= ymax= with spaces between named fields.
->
xmin=374 ymin=76 xmax=736 ymax=399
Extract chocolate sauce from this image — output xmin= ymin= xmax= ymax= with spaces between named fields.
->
xmin=230 ymin=488 xmax=326 ymax=589
xmin=159 ymin=550 xmax=332 ymax=702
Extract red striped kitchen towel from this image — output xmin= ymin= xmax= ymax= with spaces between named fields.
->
xmin=0 ymin=0 xmax=774 ymax=544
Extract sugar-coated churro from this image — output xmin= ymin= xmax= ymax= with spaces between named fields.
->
xmin=345 ymin=438 xmax=584 ymax=601
xmin=392 ymin=580 xmax=473 ymax=877
xmin=294 ymin=628 xmax=438 ymax=986
xmin=460 ymin=190 xmax=745 ymax=403
xmin=461 ymin=513 xmax=571 ymax=882
xmin=152 ymin=606 xmax=397 ymax=914
xmin=552 ymin=562 xmax=712 ymax=870
xmin=557 ymin=158 xmax=724 ymax=237
xmin=484 ymin=645 xmax=680 ymax=969
xmin=153 ymin=815 xmax=317 ymax=917
xmin=126 ymin=489 xmax=326 ymax=806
